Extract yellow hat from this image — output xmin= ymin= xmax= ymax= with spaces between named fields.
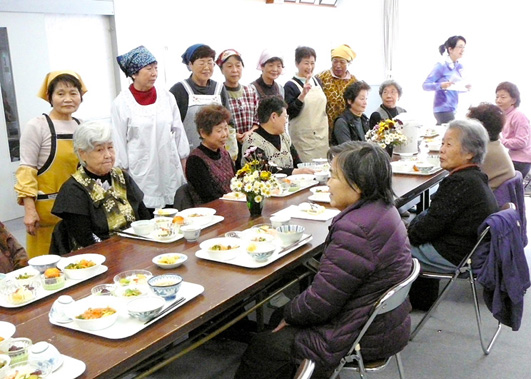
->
xmin=331 ymin=44 xmax=356 ymax=62
xmin=37 ymin=70 xmax=88 ymax=101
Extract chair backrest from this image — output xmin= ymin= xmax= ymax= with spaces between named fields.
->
xmin=293 ymin=358 xmax=315 ymax=379
xmin=348 ymin=259 xmax=421 ymax=352
xmin=493 ymin=172 xmax=527 ymax=246
xmin=173 ymin=183 xmax=195 ymax=210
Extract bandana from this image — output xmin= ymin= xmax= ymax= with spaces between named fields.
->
xmin=256 ymin=49 xmax=284 ymax=71
xmin=331 ymin=44 xmax=356 ymax=62
xmin=181 ymin=44 xmax=206 ymax=67
xmin=37 ymin=71 xmax=88 ymax=101
xmin=116 ymin=46 xmax=157 ymax=77
xmin=216 ymin=49 xmax=243 ymax=68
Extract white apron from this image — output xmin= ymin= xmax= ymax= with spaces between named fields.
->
xmin=287 ymin=78 xmax=329 ymax=162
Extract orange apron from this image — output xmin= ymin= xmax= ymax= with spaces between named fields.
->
xmin=26 ymin=114 xmax=79 ymax=257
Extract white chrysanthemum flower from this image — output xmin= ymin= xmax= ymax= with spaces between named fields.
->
xmin=254 ymin=195 xmax=263 ymax=203
xmin=244 ymin=183 xmax=253 ymax=192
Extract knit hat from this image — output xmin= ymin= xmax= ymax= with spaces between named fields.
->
xmin=331 ymin=44 xmax=356 ymax=62
xmin=116 ymin=45 xmax=157 ymax=77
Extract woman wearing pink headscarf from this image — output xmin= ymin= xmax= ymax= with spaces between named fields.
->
xmin=250 ymin=49 xmax=285 ymax=100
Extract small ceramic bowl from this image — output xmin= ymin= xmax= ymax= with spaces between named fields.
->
xmin=28 ymin=255 xmax=61 ymax=274
xmin=148 ymin=274 xmax=183 ymax=300
xmin=414 ymin=163 xmax=434 ymax=174
xmin=11 ymin=268 xmax=40 ymax=286
xmin=247 ymin=242 xmax=277 ymax=262
xmin=200 ymin=237 xmax=244 ymax=261
xmin=5 ymin=359 xmax=52 ymax=378
xmin=0 ymin=321 xmax=16 ymax=353
xmin=152 ymin=253 xmax=188 ymax=269
xmin=7 ymin=337 xmax=32 ymax=365
xmin=276 ymin=224 xmax=305 ymax=246
xmin=1 ymin=280 xmax=40 ymax=305
xmin=114 ymin=285 xmax=149 ymax=299
xmin=180 ymin=225 xmax=201 ymax=242
xmin=91 ymin=283 xmax=116 ymax=296
xmin=29 ymin=341 xmax=63 ymax=372
xmin=57 ymin=253 xmax=105 ymax=280
xmin=270 ymin=215 xmax=291 ymax=228
xmin=178 ymin=207 xmax=216 ymax=226
xmin=70 ymin=298 xmax=119 ymax=331
xmin=126 ymin=296 xmax=165 ymax=322
xmin=153 ymin=208 xmax=179 ymax=218
xmin=113 ymin=270 xmax=153 ymax=287
xmin=131 ymin=220 xmax=155 ymax=236
xmin=41 ymin=271 xmax=66 ymax=291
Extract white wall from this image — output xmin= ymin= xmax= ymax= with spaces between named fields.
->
xmin=113 ymin=0 xmax=385 ymax=97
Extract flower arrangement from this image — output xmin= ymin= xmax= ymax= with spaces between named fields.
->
xmin=365 ymin=118 xmax=407 ymax=148
xmin=230 ymin=147 xmax=278 ymax=212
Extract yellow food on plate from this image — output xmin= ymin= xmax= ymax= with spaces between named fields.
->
xmin=65 ymin=259 xmax=96 ymax=270
xmin=9 ymin=287 xmax=35 ymax=304
xmin=210 ymin=244 xmax=240 ymax=251
xmin=76 ymin=306 xmax=116 ymax=320
xmin=172 ymin=216 xmax=185 ymax=225
xmin=247 ymin=243 xmax=257 ymax=252
xmin=44 ymin=267 xmax=61 ymax=278
xmin=158 ymin=255 xmax=180 ymax=265
xmin=413 ymin=164 xmax=420 ymax=172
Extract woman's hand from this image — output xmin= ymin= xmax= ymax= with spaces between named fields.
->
xmin=272 ymin=319 xmax=289 ymax=333
xmin=22 ymin=197 xmax=39 ymax=235
xmin=298 ymin=75 xmax=312 ymax=102
xmin=440 ymin=81 xmax=454 ymax=90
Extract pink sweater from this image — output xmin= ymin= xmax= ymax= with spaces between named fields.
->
xmin=501 ymin=106 xmax=531 ymax=163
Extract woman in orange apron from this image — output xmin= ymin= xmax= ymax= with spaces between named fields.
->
xmin=14 ymin=71 xmax=87 ymax=257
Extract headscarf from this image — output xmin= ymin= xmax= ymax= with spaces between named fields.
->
xmin=182 ymin=44 xmax=206 ymax=67
xmin=256 ymin=49 xmax=284 ymax=71
xmin=116 ymin=45 xmax=157 ymax=78
xmin=37 ymin=70 xmax=88 ymax=101
xmin=216 ymin=49 xmax=244 ymax=68
xmin=331 ymin=44 xmax=356 ymax=62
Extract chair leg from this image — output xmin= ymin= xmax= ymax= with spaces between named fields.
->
xmin=410 ymin=278 xmax=456 ymax=340
xmin=395 ymin=352 xmax=405 ymax=379
xmin=469 ymin=274 xmax=503 ymax=355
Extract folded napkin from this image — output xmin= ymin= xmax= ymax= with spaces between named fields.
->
xmin=273 ymin=204 xmax=340 ymax=222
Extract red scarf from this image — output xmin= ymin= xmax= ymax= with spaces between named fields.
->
xmin=129 ymin=84 xmax=157 ymax=105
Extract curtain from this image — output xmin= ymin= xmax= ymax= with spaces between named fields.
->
xmin=383 ymin=0 xmax=399 ymax=79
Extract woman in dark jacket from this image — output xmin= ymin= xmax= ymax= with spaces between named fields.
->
xmin=332 ymin=81 xmax=371 ymax=145
xmin=235 ymin=141 xmax=413 ymax=379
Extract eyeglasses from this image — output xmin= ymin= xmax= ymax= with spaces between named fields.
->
xmin=454 ymin=45 xmax=466 ymax=49
xmin=194 ymin=59 xmax=215 ymax=68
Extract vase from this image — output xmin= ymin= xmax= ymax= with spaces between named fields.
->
xmin=385 ymin=145 xmax=394 ymax=157
xmin=246 ymin=195 xmax=264 ymax=217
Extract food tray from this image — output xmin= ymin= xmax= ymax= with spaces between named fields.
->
xmin=272 ymin=205 xmax=340 ymax=221
xmin=272 ymin=180 xmax=318 ymax=197
xmin=0 ymin=265 xmax=108 ymax=308
xmin=50 ymin=354 xmax=86 ymax=379
xmin=195 ymin=234 xmax=312 ymax=268
xmin=391 ymin=161 xmax=443 ymax=176
xmin=117 ymin=215 xmax=225 ymax=242
xmin=50 ymin=281 xmax=204 ymax=339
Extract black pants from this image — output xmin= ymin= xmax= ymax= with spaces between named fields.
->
xmin=513 ymin=161 xmax=531 ymax=179
xmin=434 ymin=111 xmax=455 ymax=125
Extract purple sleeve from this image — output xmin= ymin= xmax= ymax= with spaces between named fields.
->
xmin=423 ymin=63 xmax=444 ymax=91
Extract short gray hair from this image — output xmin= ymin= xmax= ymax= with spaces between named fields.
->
xmin=378 ymin=80 xmax=402 ymax=98
xmin=448 ymin=119 xmax=489 ymax=164
xmin=73 ymin=120 xmax=113 ymax=165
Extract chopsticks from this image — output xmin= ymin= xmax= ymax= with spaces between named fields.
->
xmin=277 ymin=235 xmax=312 ymax=257
xmin=144 ymin=296 xmax=186 ymax=325
xmin=117 ymin=230 xmax=153 ymax=241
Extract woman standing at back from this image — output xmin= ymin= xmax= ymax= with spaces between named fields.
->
xmin=423 ymin=35 xmax=470 ymax=125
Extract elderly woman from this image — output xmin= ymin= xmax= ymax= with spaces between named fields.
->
xmin=241 ymin=96 xmax=312 ymax=176
xmin=235 ymin=141 xmax=412 ymax=378
xmin=467 ymin=103 xmax=515 ymax=189
xmin=112 ymin=45 xmax=189 ymax=212
xmin=495 ymin=81 xmax=531 ymax=178
xmin=369 ymin=79 xmax=407 ymax=127
xmin=52 ymin=121 xmax=150 ymax=250
xmin=332 ymin=81 xmax=371 ymax=146
xmin=185 ymin=104 xmax=235 ymax=204
xmin=250 ymin=49 xmax=285 ymax=100
xmin=169 ymin=44 xmax=236 ymax=158
xmin=423 ymin=36 xmax=470 ymax=125
xmin=0 ymin=222 xmax=28 ymax=274
xmin=14 ymin=71 xmax=87 ymax=257
xmin=284 ymin=46 xmax=328 ymax=162
xmin=316 ymin=44 xmax=357 ymax=140
xmin=408 ymin=120 xmax=498 ymax=274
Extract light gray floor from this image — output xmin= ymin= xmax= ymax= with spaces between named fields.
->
xmin=5 ymin=199 xmax=531 ymax=379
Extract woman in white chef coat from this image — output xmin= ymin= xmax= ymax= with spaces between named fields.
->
xmin=111 ymin=45 xmax=189 ymax=211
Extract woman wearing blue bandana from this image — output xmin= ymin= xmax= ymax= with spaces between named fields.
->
xmin=111 ymin=45 xmax=189 ymax=211
xmin=423 ymin=36 xmax=470 ymax=125
xmin=169 ymin=44 xmax=237 ymax=160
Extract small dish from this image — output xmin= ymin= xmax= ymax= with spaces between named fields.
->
xmin=200 ymin=237 xmax=244 ymax=261
xmin=270 ymin=215 xmax=291 ymax=228
xmin=57 ymin=253 xmax=106 ymax=280
xmin=153 ymin=208 xmax=179 ymax=218
xmin=28 ymin=255 xmax=61 ymax=274
xmin=114 ymin=270 xmax=153 ymax=287
xmin=0 ymin=354 xmax=10 ymax=377
xmin=247 ymin=242 xmax=277 ymax=262
xmin=131 ymin=220 xmax=155 ymax=236
xmin=0 ymin=321 xmax=16 ymax=353
xmin=1 ymin=280 xmax=40 ymax=305
xmin=91 ymin=283 xmax=116 ymax=296
xmin=6 ymin=337 xmax=32 ymax=364
xmin=41 ymin=269 xmax=66 ymax=291
xmin=4 ymin=359 xmax=52 ymax=379
xmin=152 ymin=253 xmax=188 ymax=269
xmin=114 ymin=285 xmax=148 ymax=299
xmin=177 ymin=207 xmax=217 ymax=226
xmin=126 ymin=296 xmax=165 ymax=322
xmin=180 ymin=225 xmax=201 ymax=242
xmin=148 ymin=274 xmax=183 ymax=300
xmin=276 ymin=224 xmax=305 ymax=246
xmin=29 ymin=341 xmax=63 ymax=372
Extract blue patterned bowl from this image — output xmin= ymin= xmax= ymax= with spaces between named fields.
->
xmin=148 ymin=274 xmax=182 ymax=300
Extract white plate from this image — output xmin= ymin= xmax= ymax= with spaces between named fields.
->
xmin=49 ymin=354 xmax=86 ymax=379
xmin=196 ymin=234 xmax=313 ymax=268
xmin=221 ymin=192 xmax=246 ymax=202
xmin=50 ymin=281 xmax=204 ymax=339
xmin=177 ymin=207 xmax=217 ymax=225
xmin=309 ymin=186 xmax=329 ymax=194
xmin=391 ymin=161 xmax=443 ymax=176
xmin=286 ymin=174 xmax=316 ymax=182
xmin=152 ymin=253 xmax=188 ymax=269
xmin=271 ymin=180 xmax=318 ymax=197
xmin=118 ymin=215 xmax=224 ymax=242
xmin=308 ymin=194 xmax=330 ymax=203
xmin=0 ymin=265 xmax=108 ymax=308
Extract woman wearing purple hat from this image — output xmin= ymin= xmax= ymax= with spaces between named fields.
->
xmin=111 ymin=45 xmax=189 ymax=211
xmin=169 ymin=44 xmax=236 ymax=159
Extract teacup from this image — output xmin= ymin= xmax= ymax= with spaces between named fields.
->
xmin=181 ymin=225 xmax=201 ymax=242
xmin=270 ymin=215 xmax=291 ymax=228
xmin=154 ymin=217 xmax=175 ymax=239
xmin=314 ymin=171 xmax=329 ymax=184
xmin=29 ymin=341 xmax=62 ymax=372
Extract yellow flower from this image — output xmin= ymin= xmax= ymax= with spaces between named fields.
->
xmin=260 ymin=171 xmax=271 ymax=181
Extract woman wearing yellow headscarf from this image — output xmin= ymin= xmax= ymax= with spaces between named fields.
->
xmin=14 ymin=71 xmax=87 ymax=257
